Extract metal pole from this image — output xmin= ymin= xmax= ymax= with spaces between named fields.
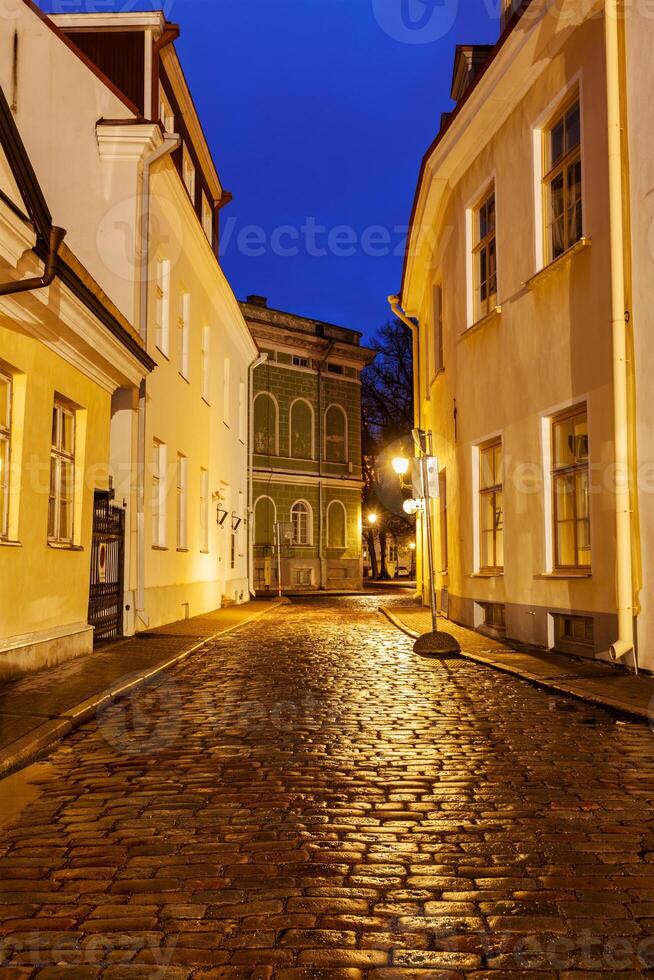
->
xmin=420 ymin=452 xmax=438 ymax=634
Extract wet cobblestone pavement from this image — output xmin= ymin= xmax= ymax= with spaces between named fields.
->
xmin=2 ymin=594 xmax=654 ymax=977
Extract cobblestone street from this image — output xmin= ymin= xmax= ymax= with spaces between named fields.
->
xmin=2 ymin=594 xmax=654 ymax=977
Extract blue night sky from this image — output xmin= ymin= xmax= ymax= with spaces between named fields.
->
xmin=39 ymin=0 xmax=499 ymax=340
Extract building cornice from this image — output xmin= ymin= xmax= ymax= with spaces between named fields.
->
xmin=96 ymin=121 xmax=162 ymax=162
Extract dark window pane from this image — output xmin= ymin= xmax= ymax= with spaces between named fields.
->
xmin=566 ymin=102 xmax=580 ymax=151
xmin=551 ymin=119 xmax=565 ymax=165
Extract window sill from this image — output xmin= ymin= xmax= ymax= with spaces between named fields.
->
xmin=471 ymin=570 xmax=503 ymax=578
xmin=201 ymin=397 xmax=211 ymax=407
xmin=155 ymin=345 xmax=170 ymax=361
xmin=152 ymin=545 xmax=168 ymax=551
xmin=0 ymin=538 xmax=21 ymax=548
xmin=525 ymin=237 xmax=591 ymax=289
xmin=48 ymin=541 xmax=83 ymax=552
xmin=535 ymin=570 xmax=592 ymax=579
xmin=177 ymin=547 xmax=189 ymax=553
xmin=200 ymin=549 xmax=210 ymax=555
xmin=461 ymin=306 xmax=502 ymax=338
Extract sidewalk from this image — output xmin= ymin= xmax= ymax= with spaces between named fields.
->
xmin=381 ymin=602 xmax=654 ymax=723
xmin=0 ymin=599 xmax=284 ymax=779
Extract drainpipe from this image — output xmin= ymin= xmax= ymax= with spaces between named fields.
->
xmin=247 ymin=352 xmax=268 ymax=597
xmin=0 ymin=226 xmax=66 ymax=296
xmin=388 ymin=294 xmax=424 ymax=602
xmin=604 ymin=0 xmax=637 ymax=671
xmin=135 ymin=132 xmax=180 ymax=628
xmin=317 ymin=340 xmax=335 ymax=590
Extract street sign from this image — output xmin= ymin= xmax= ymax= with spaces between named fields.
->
xmin=411 ymin=456 xmax=440 ymax=498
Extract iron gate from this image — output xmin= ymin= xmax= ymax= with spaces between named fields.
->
xmin=88 ymin=490 xmax=125 ymax=643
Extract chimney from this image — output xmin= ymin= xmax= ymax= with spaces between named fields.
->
xmin=450 ymin=45 xmax=494 ymax=103
xmin=246 ymin=295 xmax=268 ymax=308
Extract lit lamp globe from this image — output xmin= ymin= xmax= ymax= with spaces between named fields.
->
xmin=409 ymin=541 xmax=416 ymax=551
xmin=403 ymin=498 xmax=419 ymax=516
xmin=367 ymin=512 xmax=378 ymax=525
xmin=392 ymin=456 xmax=410 ymax=477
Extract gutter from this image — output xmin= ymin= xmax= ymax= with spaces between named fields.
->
xmin=247 ymin=352 xmax=268 ymax=597
xmin=388 ymin=295 xmax=419 ymax=431
xmin=135 ymin=132 xmax=180 ymax=629
xmin=0 ymin=225 xmax=65 ymax=297
xmin=605 ymin=0 xmax=637 ymax=671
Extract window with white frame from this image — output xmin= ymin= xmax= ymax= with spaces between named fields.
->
xmin=327 ymin=500 xmax=347 ymax=549
xmin=292 ymin=355 xmax=310 ymax=367
xmin=154 ymin=257 xmax=170 ymax=356
xmin=178 ymin=291 xmax=190 ymax=379
xmin=48 ymin=399 xmax=75 ymax=544
xmin=0 ymin=370 xmax=11 ymax=540
xmin=543 ymin=97 xmax=582 ymax=262
xmin=152 ymin=439 xmax=167 ymax=548
xmin=479 ymin=438 xmax=503 ymax=571
xmin=223 ymin=357 xmax=231 ymax=425
xmin=552 ymin=405 xmax=590 ymax=569
xmin=159 ymin=88 xmax=174 ymax=132
xmin=176 ymin=454 xmax=188 ymax=550
xmin=182 ymin=142 xmax=196 ymax=201
xmin=201 ymin=325 xmax=210 ymax=402
xmin=238 ymin=380 xmax=245 ymax=442
xmin=433 ymin=283 xmax=444 ymax=376
xmin=291 ymin=501 xmax=311 ymax=546
xmin=200 ymin=467 xmax=209 ymax=552
xmin=472 ymin=188 xmax=497 ymax=322
xmin=201 ymin=192 xmax=213 ymax=243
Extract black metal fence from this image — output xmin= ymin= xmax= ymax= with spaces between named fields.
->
xmin=88 ymin=490 xmax=125 ymax=643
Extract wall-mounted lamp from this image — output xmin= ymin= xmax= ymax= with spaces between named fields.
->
xmin=232 ymin=514 xmax=242 ymax=531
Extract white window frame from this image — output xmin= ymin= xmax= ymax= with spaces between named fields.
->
xmin=223 ymin=357 xmax=231 ymax=426
xmin=0 ymin=369 xmax=12 ymax=540
xmin=176 ymin=453 xmax=188 ymax=551
xmin=465 ymin=172 xmax=498 ymax=329
xmin=431 ymin=281 xmax=444 ymax=382
xmin=326 ymin=499 xmax=348 ymax=549
xmin=201 ymin=325 xmax=210 ymax=403
xmin=48 ymin=399 xmax=76 ymax=544
xmin=471 ymin=430 xmax=502 ymax=574
xmin=159 ymin=87 xmax=174 ymax=132
xmin=291 ymin=499 xmax=313 ymax=547
xmin=154 ymin=256 xmax=170 ymax=357
xmin=178 ymin=291 xmax=190 ymax=379
xmin=289 ymin=397 xmax=315 ymax=460
xmin=200 ymin=467 xmax=209 ymax=553
xmin=201 ymin=192 xmax=213 ymax=243
xmin=182 ymin=142 xmax=196 ymax=201
xmin=478 ymin=437 xmax=504 ymax=573
xmin=238 ymin=380 xmax=246 ymax=443
xmin=532 ymin=72 xmax=585 ymax=273
xmin=152 ymin=439 xmax=167 ymax=548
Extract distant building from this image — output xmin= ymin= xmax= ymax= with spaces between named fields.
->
xmin=242 ymin=297 xmax=375 ymax=592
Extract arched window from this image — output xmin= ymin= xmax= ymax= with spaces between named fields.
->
xmin=327 ymin=500 xmax=347 ymax=549
xmin=325 ymin=404 xmax=347 ymax=463
xmin=291 ymin=500 xmax=312 ymax=546
xmin=290 ymin=399 xmax=314 ymax=460
xmin=253 ymin=392 xmax=278 ymax=456
xmin=254 ymin=495 xmax=276 ymax=547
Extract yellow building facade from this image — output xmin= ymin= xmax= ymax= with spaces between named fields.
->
xmin=400 ymin=0 xmax=651 ymax=671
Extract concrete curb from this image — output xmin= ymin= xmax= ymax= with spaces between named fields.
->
xmin=0 ymin=599 xmax=285 ymax=781
xmin=379 ymin=605 xmax=651 ymax=723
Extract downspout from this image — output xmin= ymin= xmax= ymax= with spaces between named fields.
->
xmin=388 ymin=294 xmax=424 ymax=602
xmin=0 ymin=226 xmax=66 ymax=296
xmin=605 ymin=0 xmax=637 ymax=671
xmin=248 ymin=352 xmax=268 ymax=597
xmin=135 ymin=132 xmax=180 ymax=628
xmin=317 ymin=340 xmax=335 ymax=590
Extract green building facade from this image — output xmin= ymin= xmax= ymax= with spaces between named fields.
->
xmin=241 ymin=296 xmax=375 ymax=592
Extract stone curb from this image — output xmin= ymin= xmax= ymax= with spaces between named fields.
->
xmin=379 ymin=604 xmax=651 ymax=724
xmin=0 ymin=599 xmax=286 ymax=781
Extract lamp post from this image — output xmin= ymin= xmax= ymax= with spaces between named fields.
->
xmin=392 ymin=431 xmax=460 ymax=655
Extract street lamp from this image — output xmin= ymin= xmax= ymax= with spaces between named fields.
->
xmin=392 ymin=455 xmax=410 ymax=477
xmin=367 ymin=511 xmax=378 ymax=525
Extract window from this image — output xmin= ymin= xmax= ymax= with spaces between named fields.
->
xmin=253 ymin=392 xmax=277 ymax=455
xmin=182 ymin=142 xmax=196 ymax=201
xmin=481 ymin=602 xmax=506 ymax=633
xmin=178 ymin=292 xmax=190 ymax=379
xmin=290 ymin=399 xmax=314 ymax=459
xmin=200 ymin=468 xmax=209 ymax=552
xmin=327 ymin=500 xmax=347 ymax=549
xmin=479 ymin=439 xmax=503 ymax=571
xmin=237 ymin=490 xmax=245 ymax=557
xmin=439 ymin=469 xmax=448 ymax=572
xmin=202 ymin=192 xmax=213 ymax=244
xmin=159 ymin=88 xmax=174 ymax=132
xmin=223 ymin=357 xmax=231 ymax=425
xmin=296 ymin=568 xmax=312 ymax=586
xmin=291 ymin=501 xmax=311 ymax=546
xmin=552 ymin=405 xmax=590 ymax=569
xmin=154 ymin=257 xmax=170 ymax=356
xmin=48 ymin=399 xmax=75 ymax=543
xmin=176 ymin=454 xmax=188 ymax=550
xmin=554 ymin=613 xmax=594 ymax=652
xmin=152 ymin=440 xmax=167 ymax=548
xmin=0 ymin=370 xmax=11 ymax=539
xmin=325 ymin=404 xmax=347 ymax=463
xmin=254 ymin=495 xmax=275 ymax=548
xmin=292 ymin=355 xmax=310 ymax=368
xmin=473 ymin=189 xmax=497 ymax=322
xmin=327 ymin=362 xmax=344 ymax=374
xmin=202 ymin=325 xmax=210 ymax=402
xmin=433 ymin=283 xmax=444 ymax=377
xmin=238 ymin=381 xmax=246 ymax=442
xmin=544 ymin=98 xmax=582 ymax=261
